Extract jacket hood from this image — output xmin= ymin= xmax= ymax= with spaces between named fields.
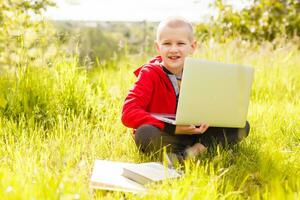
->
xmin=133 ymin=56 xmax=163 ymax=77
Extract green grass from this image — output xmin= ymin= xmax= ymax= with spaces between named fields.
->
xmin=0 ymin=40 xmax=299 ymax=199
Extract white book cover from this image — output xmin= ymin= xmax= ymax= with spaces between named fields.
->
xmin=90 ymin=160 xmax=146 ymax=193
xmin=122 ymin=162 xmax=182 ymax=185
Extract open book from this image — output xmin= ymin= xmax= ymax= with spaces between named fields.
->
xmin=90 ymin=160 xmax=146 ymax=193
xmin=90 ymin=160 xmax=181 ymax=193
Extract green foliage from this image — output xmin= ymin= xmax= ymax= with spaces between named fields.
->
xmin=79 ymin=27 xmax=120 ymax=62
xmin=53 ymin=22 xmax=124 ymax=65
xmin=52 ymin=21 xmax=157 ymax=66
xmin=0 ymin=39 xmax=300 ymax=198
xmin=196 ymin=0 xmax=300 ymax=42
xmin=0 ymin=0 xmax=63 ymax=70
xmin=0 ymin=57 xmax=95 ymax=128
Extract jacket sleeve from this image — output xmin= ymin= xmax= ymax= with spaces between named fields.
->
xmin=121 ymin=67 xmax=165 ymax=130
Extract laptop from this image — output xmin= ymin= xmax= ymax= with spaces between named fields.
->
xmin=152 ymin=57 xmax=254 ymax=128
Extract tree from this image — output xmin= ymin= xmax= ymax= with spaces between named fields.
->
xmin=0 ymin=0 xmax=59 ymax=70
xmin=197 ymin=0 xmax=300 ymax=41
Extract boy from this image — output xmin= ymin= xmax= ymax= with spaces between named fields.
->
xmin=121 ymin=17 xmax=250 ymax=161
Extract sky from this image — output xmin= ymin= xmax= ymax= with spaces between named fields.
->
xmin=45 ymin=0 xmax=251 ymax=22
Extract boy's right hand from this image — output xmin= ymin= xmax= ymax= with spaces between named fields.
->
xmin=175 ymin=123 xmax=209 ymax=134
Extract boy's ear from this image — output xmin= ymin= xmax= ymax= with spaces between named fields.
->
xmin=155 ymin=41 xmax=160 ymax=53
xmin=190 ymin=40 xmax=197 ymax=54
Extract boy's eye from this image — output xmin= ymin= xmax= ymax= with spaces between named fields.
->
xmin=162 ymin=42 xmax=171 ymax=45
xmin=178 ymin=42 xmax=186 ymax=45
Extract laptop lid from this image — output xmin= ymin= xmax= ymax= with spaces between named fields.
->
xmin=175 ymin=57 xmax=254 ymax=128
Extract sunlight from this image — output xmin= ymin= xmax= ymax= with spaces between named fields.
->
xmin=46 ymin=0 xmax=214 ymax=22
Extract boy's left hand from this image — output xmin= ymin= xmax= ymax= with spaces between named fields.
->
xmin=175 ymin=123 xmax=209 ymax=134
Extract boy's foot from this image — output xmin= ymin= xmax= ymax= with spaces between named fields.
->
xmin=166 ymin=143 xmax=207 ymax=168
xmin=185 ymin=143 xmax=207 ymax=158
xmin=166 ymin=152 xmax=185 ymax=168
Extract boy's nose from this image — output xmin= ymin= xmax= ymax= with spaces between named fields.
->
xmin=169 ymin=44 xmax=179 ymax=52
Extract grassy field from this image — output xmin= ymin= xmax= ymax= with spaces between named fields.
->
xmin=0 ymin=40 xmax=299 ymax=199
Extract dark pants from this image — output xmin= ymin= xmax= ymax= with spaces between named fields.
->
xmin=134 ymin=122 xmax=250 ymax=157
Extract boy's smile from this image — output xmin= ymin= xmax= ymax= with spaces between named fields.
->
xmin=155 ymin=25 xmax=197 ymax=76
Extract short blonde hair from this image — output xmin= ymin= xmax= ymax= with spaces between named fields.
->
xmin=156 ymin=16 xmax=194 ymax=41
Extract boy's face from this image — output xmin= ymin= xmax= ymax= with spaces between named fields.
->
xmin=155 ymin=25 xmax=197 ymax=76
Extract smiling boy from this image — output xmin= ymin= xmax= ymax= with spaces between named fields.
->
xmin=121 ymin=17 xmax=249 ymax=162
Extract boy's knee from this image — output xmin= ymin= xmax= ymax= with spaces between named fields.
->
xmin=135 ymin=124 xmax=162 ymax=153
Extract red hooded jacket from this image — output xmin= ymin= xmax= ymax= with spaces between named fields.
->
xmin=121 ymin=56 xmax=177 ymax=130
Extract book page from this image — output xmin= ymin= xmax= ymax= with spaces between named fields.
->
xmin=90 ymin=160 xmax=146 ymax=193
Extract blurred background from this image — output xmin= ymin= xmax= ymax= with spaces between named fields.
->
xmin=2 ymin=0 xmax=299 ymax=71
